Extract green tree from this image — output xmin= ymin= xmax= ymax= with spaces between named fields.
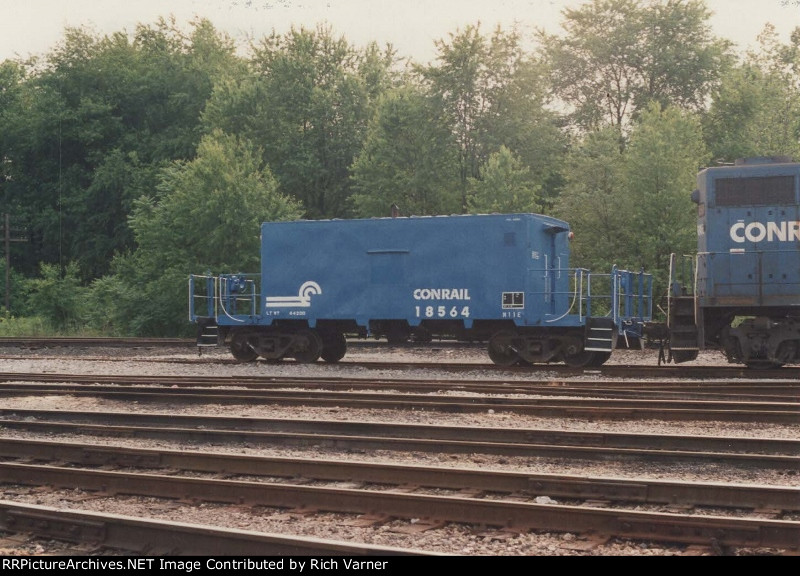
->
xmin=94 ymin=130 xmax=303 ymax=336
xmin=25 ymin=262 xmax=88 ymax=332
xmin=704 ymin=25 xmax=800 ymax=162
xmin=624 ymin=102 xmax=709 ymax=294
xmin=466 ymin=146 xmax=539 ymax=214
xmin=205 ymin=24 xmax=399 ymax=219
xmin=419 ymin=24 xmax=565 ymax=211
xmin=555 ymin=103 xmax=707 ymax=300
xmin=0 ymin=18 xmax=240 ymax=280
xmin=349 ymin=85 xmax=460 ymax=217
xmin=553 ymin=127 xmax=629 ymax=272
xmin=539 ymin=0 xmax=732 ymax=133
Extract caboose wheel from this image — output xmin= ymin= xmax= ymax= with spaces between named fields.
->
xmin=488 ymin=331 xmax=520 ymax=366
xmin=744 ymin=360 xmax=783 ymax=370
xmin=563 ymin=350 xmax=595 ymax=367
xmin=291 ymin=329 xmax=322 ymax=363
xmin=230 ymin=334 xmax=258 ymax=362
xmin=587 ymin=351 xmax=611 ymax=367
xmin=320 ymin=331 xmax=347 ymax=363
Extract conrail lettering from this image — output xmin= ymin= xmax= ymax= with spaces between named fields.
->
xmin=730 ymin=221 xmax=800 ymax=243
xmin=413 ymin=288 xmax=471 ymax=300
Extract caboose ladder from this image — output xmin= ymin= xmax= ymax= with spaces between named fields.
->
xmin=196 ymin=319 xmax=220 ymax=348
xmin=584 ymin=317 xmax=615 ymax=352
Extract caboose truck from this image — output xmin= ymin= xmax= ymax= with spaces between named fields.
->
xmin=189 ymin=213 xmax=653 ymax=367
xmin=649 ymin=156 xmax=800 ymax=369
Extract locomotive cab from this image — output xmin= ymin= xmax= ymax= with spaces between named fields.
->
xmin=665 ymin=156 xmax=800 ymax=368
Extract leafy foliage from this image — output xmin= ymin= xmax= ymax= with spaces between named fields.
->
xmin=466 ymin=146 xmax=540 ymax=214
xmin=25 ymin=262 xmax=88 ymax=332
xmin=0 ymin=18 xmax=238 ymax=280
xmin=539 ymin=0 xmax=732 ymax=133
xmin=96 ymin=130 xmax=303 ymax=335
xmin=703 ymin=25 xmax=800 ymax=162
xmin=419 ymin=24 xmax=565 ymax=210
xmin=350 ymin=85 xmax=460 ymax=217
xmin=0 ymin=9 xmax=794 ymax=336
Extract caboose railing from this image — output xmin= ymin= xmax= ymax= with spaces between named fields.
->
xmin=541 ymin=266 xmax=652 ymax=330
xmin=585 ymin=267 xmax=652 ymax=325
xmin=189 ymin=273 xmax=261 ymax=323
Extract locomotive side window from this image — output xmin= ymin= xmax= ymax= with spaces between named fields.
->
xmin=714 ymin=176 xmax=795 ymax=206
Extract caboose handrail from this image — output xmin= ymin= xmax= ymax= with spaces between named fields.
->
xmin=188 ymin=274 xmax=218 ymax=321
xmin=544 ymin=268 xmax=586 ymax=323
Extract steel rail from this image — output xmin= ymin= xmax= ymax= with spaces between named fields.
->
xmin=1 ymin=437 xmax=797 ymax=512
xmin=0 ymin=500 xmax=433 ymax=556
xmin=0 ymin=410 xmax=797 ymax=469
xmin=1 ymin=337 xmax=799 ymax=378
xmin=0 ymin=374 xmax=798 ymax=402
xmin=1 ymin=463 xmax=798 ymax=550
xmin=0 ymin=384 xmax=796 ymax=422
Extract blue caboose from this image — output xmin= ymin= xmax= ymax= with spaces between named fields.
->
xmin=663 ymin=156 xmax=800 ymax=367
xmin=189 ymin=213 xmax=652 ymax=367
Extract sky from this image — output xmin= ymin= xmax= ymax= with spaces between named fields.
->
xmin=1 ymin=0 xmax=799 ymax=64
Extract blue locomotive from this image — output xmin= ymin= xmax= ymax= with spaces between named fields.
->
xmin=189 ymin=213 xmax=652 ymax=367
xmin=658 ymin=156 xmax=800 ymax=368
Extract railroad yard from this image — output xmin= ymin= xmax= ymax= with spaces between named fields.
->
xmin=0 ymin=339 xmax=797 ymax=556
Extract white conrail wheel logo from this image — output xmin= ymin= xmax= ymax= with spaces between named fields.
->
xmin=265 ymin=281 xmax=322 ymax=307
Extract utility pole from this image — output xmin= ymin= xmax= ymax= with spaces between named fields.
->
xmin=2 ymin=213 xmax=26 ymax=313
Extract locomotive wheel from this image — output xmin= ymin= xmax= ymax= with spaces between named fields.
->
xmin=291 ymin=329 xmax=322 ymax=363
xmin=230 ymin=334 xmax=258 ymax=362
xmin=320 ymin=331 xmax=347 ymax=363
xmin=488 ymin=331 xmax=520 ymax=366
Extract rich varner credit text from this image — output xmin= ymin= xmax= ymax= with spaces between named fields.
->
xmin=2 ymin=558 xmax=390 ymax=571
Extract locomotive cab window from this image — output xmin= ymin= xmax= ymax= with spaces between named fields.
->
xmin=714 ymin=176 xmax=796 ymax=206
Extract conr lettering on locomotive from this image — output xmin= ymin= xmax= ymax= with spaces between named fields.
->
xmin=729 ymin=220 xmax=800 ymax=243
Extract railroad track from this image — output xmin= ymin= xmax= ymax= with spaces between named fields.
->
xmin=1 ymin=372 xmax=800 ymax=401
xmin=0 ymin=500 xmax=431 ymax=556
xmin=0 ymin=375 xmax=797 ymax=422
xmin=0 ymin=356 xmax=797 ymax=555
xmin=0 ymin=437 xmax=797 ymax=552
xmin=1 ymin=336 xmax=799 ymax=379
xmin=8 ymin=352 xmax=799 ymax=379
xmin=0 ymin=407 xmax=797 ymax=468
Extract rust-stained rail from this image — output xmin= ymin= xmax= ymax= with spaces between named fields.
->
xmin=0 ymin=409 xmax=797 ymax=469
xmin=0 ymin=438 xmax=797 ymax=512
xmin=0 ymin=373 xmax=798 ymax=402
xmin=0 ymin=500 xmax=433 ymax=556
xmin=2 ymin=463 xmax=798 ymax=550
xmin=0 ymin=381 xmax=797 ymax=423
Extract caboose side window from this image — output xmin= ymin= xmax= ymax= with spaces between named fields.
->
xmin=714 ymin=176 xmax=795 ymax=206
